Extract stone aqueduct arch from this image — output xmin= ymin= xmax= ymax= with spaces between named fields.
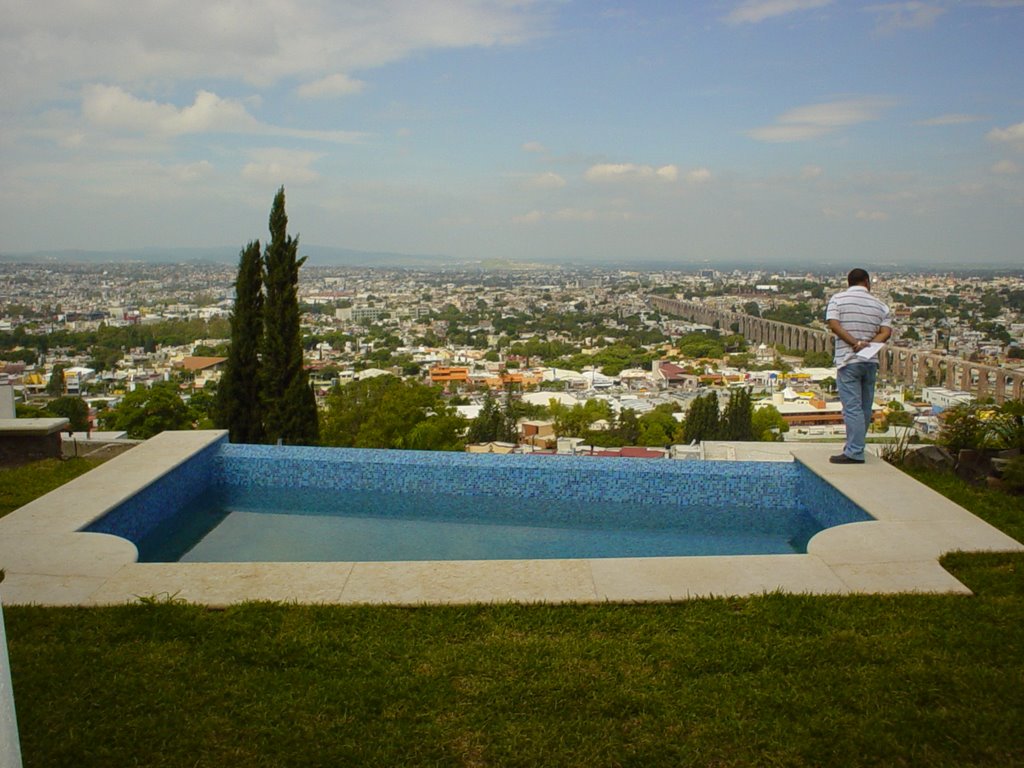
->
xmin=649 ymin=296 xmax=1024 ymax=404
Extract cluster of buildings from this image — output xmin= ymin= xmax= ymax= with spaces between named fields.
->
xmin=2 ymin=262 xmax=1022 ymax=450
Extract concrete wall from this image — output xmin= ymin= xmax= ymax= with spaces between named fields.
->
xmin=0 ymin=419 xmax=69 ymax=466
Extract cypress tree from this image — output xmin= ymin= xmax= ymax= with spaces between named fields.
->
xmin=261 ymin=187 xmax=319 ymax=445
xmin=217 ymin=240 xmax=265 ymax=443
xmin=722 ymin=387 xmax=755 ymax=441
xmin=467 ymin=389 xmax=502 ymax=444
xmin=682 ymin=392 xmax=721 ymax=444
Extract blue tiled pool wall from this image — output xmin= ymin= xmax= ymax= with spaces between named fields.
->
xmin=215 ymin=444 xmax=799 ymax=509
xmin=84 ymin=440 xmax=874 ymax=550
xmin=795 ymin=463 xmax=874 ymax=528
xmin=214 ymin=444 xmax=872 ymax=529
xmin=83 ymin=436 xmax=227 ymax=543
xmin=216 ymin=485 xmax=809 ymax=537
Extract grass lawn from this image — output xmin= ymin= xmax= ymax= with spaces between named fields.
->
xmin=3 ymin=462 xmax=1024 ymax=767
xmin=0 ymin=458 xmax=104 ymax=519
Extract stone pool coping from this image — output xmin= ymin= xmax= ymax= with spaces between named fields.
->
xmin=0 ymin=430 xmax=1021 ymax=606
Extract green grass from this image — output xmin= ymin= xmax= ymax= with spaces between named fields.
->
xmin=3 ymin=462 xmax=1024 ymax=767
xmin=0 ymin=458 xmax=103 ymax=518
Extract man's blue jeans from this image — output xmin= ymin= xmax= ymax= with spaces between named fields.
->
xmin=837 ymin=361 xmax=878 ymax=461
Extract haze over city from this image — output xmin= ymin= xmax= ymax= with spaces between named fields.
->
xmin=2 ymin=0 xmax=1023 ymax=267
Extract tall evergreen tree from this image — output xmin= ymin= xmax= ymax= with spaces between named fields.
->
xmin=467 ymin=389 xmax=503 ymax=444
xmin=721 ymin=387 xmax=755 ymax=441
xmin=217 ymin=240 xmax=265 ymax=443
xmin=261 ymin=187 xmax=319 ymax=445
xmin=682 ymin=392 xmax=721 ymax=444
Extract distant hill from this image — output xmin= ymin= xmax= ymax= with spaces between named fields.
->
xmin=0 ymin=245 xmax=454 ymax=268
xmin=1 ymin=247 xmax=1021 ymax=276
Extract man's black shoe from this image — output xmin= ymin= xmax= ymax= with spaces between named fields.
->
xmin=829 ymin=454 xmax=865 ymax=464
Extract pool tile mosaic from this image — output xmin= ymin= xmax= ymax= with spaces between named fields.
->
xmin=82 ymin=441 xmax=874 ymax=553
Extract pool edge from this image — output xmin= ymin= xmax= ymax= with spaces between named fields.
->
xmin=2 ymin=435 xmax=1023 ymax=606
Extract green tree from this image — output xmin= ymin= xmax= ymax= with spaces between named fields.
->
xmin=47 ymin=396 xmax=90 ymax=432
xmin=636 ymin=406 xmax=681 ymax=447
xmin=188 ymin=387 xmax=219 ymax=430
xmin=751 ymin=403 xmax=788 ymax=441
xmin=763 ymin=302 xmax=814 ymax=326
xmin=4 ymin=348 xmax=37 ymax=365
xmin=721 ymin=388 xmax=755 ymax=441
xmin=102 ymin=382 xmax=192 ymax=439
xmin=217 ymin=240 xmax=265 ymax=444
xmin=321 ymin=376 xmax=464 ymax=450
xmin=550 ymin=399 xmax=613 ymax=438
xmin=467 ymin=390 xmax=504 ymax=444
xmin=681 ymin=392 xmax=721 ymax=443
xmin=46 ymin=364 xmax=68 ymax=396
xmin=261 ymin=187 xmax=318 ymax=445
xmin=802 ymin=350 xmax=833 ymax=367
xmin=614 ymin=408 xmax=641 ymax=446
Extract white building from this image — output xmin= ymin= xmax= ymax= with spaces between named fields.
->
xmin=921 ymin=387 xmax=973 ymax=410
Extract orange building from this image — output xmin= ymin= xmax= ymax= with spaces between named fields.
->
xmin=484 ymin=371 xmax=542 ymax=390
xmin=429 ymin=366 xmax=470 ymax=385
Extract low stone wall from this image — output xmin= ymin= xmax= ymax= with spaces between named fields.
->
xmin=61 ymin=439 xmax=142 ymax=461
xmin=0 ymin=418 xmax=69 ymax=466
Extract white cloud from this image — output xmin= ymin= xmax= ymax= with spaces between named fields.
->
xmin=241 ymin=149 xmax=322 ymax=186
xmin=867 ymin=2 xmax=946 ymax=34
xmin=524 ymin=172 xmax=567 ymax=189
xmin=748 ymin=97 xmax=893 ymax=143
xmin=988 ymin=121 xmax=1024 ymax=151
xmin=992 ymin=159 xmax=1020 ymax=175
xmin=686 ymin=167 xmax=712 ymax=183
xmin=800 ymin=164 xmax=824 ymax=179
xmin=856 ymin=210 xmax=890 ymax=221
xmin=83 ymin=85 xmax=260 ymax=137
xmin=522 ymin=141 xmax=547 ymax=153
xmin=297 ymin=73 xmax=366 ymax=99
xmin=658 ymin=165 xmax=680 ymax=182
xmin=513 ymin=210 xmax=546 ymax=224
xmin=916 ymin=113 xmax=987 ymax=126
xmin=2 ymin=1 xmax=551 ymax=107
xmin=584 ymin=163 xmax=678 ymax=183
xmin=726 ymin=0 xmax=832 ymax=24
xmin=169 ymin=160 xmax=215 ymax=183
xmin=81 ymin=85 xmax=362 ymax=143
xmin=513 ymin=208 xmax=639 ymax=224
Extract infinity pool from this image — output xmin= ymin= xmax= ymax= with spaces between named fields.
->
xmin=85 ymin=441 xmax=873 ymax=563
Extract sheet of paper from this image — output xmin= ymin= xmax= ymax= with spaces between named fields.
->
xmin=856 ymin=341 xmax=884 ymax=360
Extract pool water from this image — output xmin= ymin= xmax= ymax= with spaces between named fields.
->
xmin=138 ymin=486 xmax=824 ymax=562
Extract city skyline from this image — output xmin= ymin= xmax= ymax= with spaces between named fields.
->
xmin=2 ymin=1 xmax=1023 ymax=267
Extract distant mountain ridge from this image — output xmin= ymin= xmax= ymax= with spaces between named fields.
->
xmin=1 ymin=247 xmax=1022 ymax=275
xmin=0 ymin=245 xmax=452 ymax=268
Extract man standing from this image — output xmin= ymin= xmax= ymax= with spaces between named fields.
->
xmin=825 ymin=268 xmax=892 ymax=464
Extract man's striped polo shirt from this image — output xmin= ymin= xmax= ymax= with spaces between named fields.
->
xmin=825 ymin=285 xmax=892 ymax=368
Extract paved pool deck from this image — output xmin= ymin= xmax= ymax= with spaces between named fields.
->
xmin=1 ymin=430 xmax=1021 ymax=606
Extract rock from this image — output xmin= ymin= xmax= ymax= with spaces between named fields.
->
xmin=903 ymin=444 xmax=955 ymax=472
xmin=985 ymin=475 xmax=1006 ymax=492
xmin=956 ymin=448 xmax=1000 ymax=483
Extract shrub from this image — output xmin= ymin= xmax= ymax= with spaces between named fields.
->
xmin=1002 ymin=455 xmax=1024 ymax=494
xmin=939 ymin=402 xmax=1024 ymax=453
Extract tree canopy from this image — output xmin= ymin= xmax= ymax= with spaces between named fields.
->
xmin=321 ymin=376 xmax=464 ymax=451
xmin=101 ymin=382 xmax=194 ymax=439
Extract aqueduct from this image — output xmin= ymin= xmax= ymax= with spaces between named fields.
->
xmin=650 ymin=296 xmax=1024 ymax=404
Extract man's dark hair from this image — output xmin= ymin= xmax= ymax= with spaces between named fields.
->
xmin=847 ymin=268 xmax=870 ymax=287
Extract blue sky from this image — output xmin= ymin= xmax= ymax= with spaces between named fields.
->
xmin=2 ymin=0 xmax=1022 ymax=266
